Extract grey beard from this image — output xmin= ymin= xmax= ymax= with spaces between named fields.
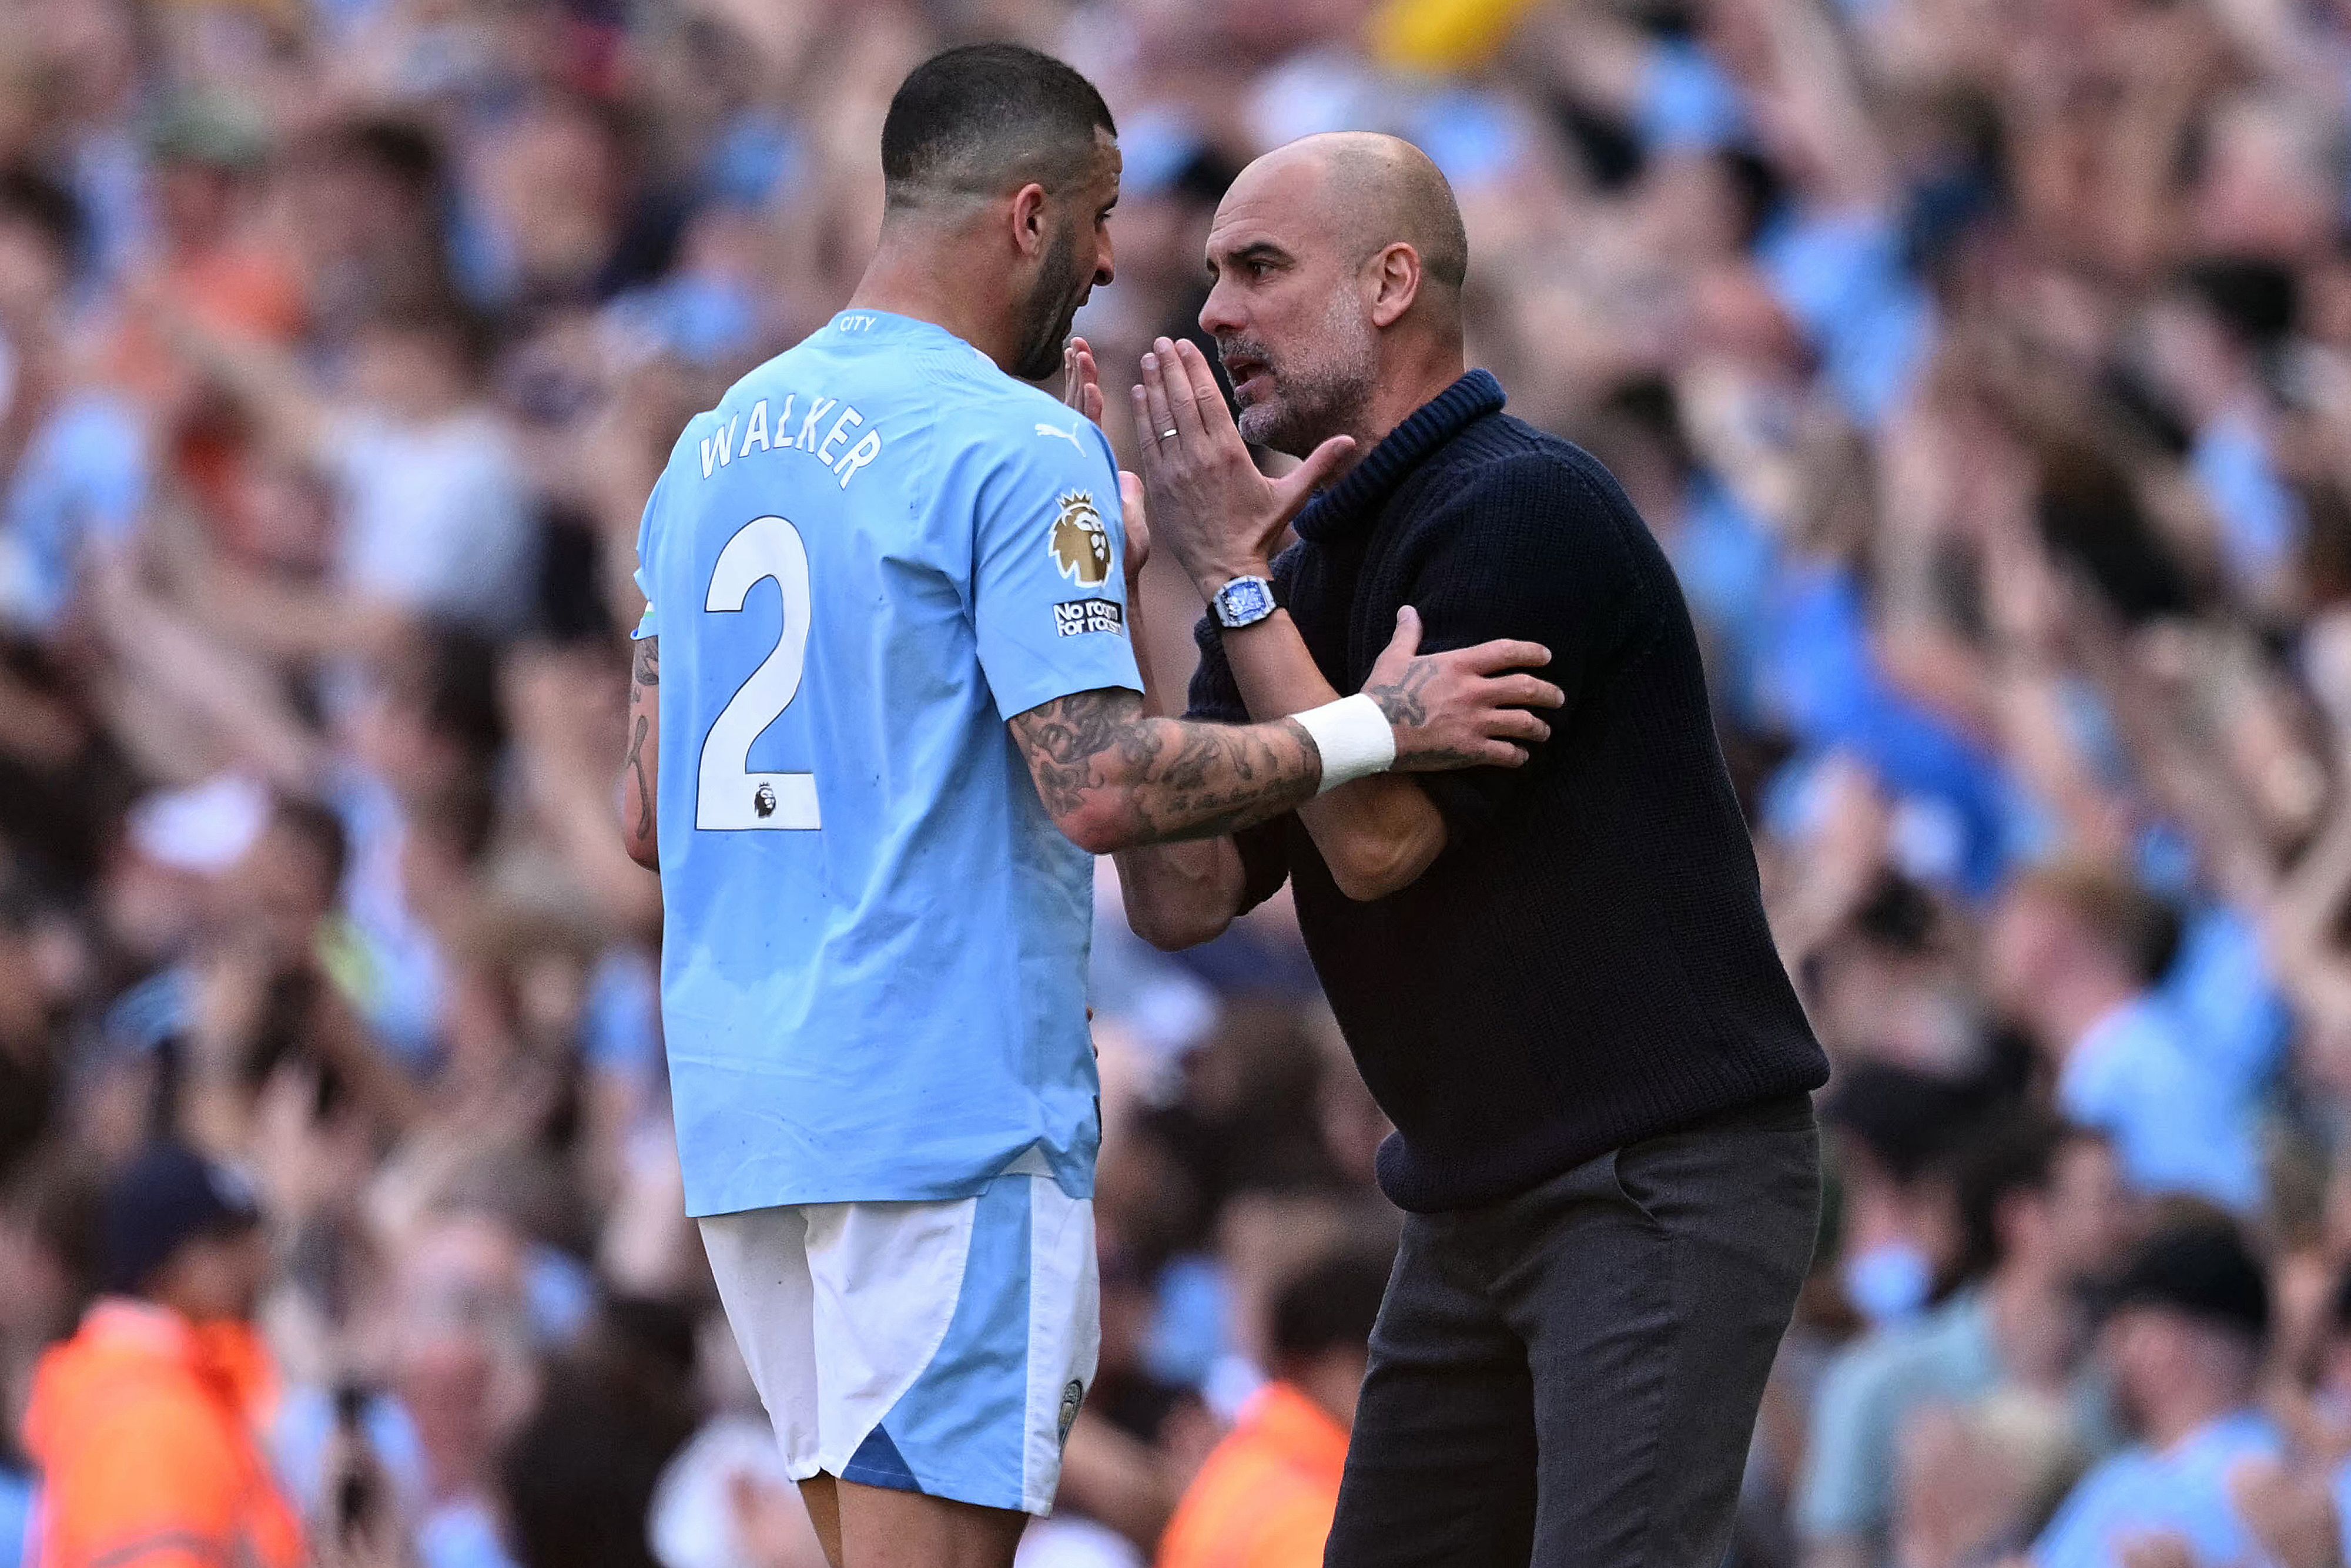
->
xmin=1231 ymin=307 xmax=1378 ymax=455
xmin=1238 ymin=370 xmax=1371 ymax=457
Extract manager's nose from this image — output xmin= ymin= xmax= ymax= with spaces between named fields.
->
xmin=1199 ymin=279 xmax=1243 ymax=340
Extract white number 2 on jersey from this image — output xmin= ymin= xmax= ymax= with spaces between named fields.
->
xmin=696 ymin=515 xmax=820 ymax=830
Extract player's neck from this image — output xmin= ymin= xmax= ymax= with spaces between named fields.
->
xmin=847 ymin=243 xmax=1023 ymax=377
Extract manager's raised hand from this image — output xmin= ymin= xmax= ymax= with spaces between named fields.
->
xmin=1130 ymin=336 xmax=1351 ymax=595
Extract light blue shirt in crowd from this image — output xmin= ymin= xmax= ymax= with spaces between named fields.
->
xmin=1757 ymin=207 xmax=1935 ymax=427
xmin=2161 ymin=902 xmax=2289 ymax=1097
xmin=0 ymin=1468 xmax=28 ymax=1568
xmin=635 ymin=309 xmax=1140 ymax=1215
xmin=0 ymin=393 xmax=146 ymax=634
xmin=1800 ymin=1288 xmax=2116 ymax=1545
xmin=2190 ymin=408 xmax=2302 ymax=592
xmin=2058 ymin=996 xmax=2264 ymax=1215
xmin=1637 ymin=39 xmax=1749 ymax=152
xmin=1801 ymin=1289 xmax=2004 ymax=1542
xmin=2035 ymin=1410 xmax=2281 ymax=1568
xmin=1665 ymin=473 xmax=1776 ymax=720
xmin=273 ymin=1389 xmax=518 ymax=1568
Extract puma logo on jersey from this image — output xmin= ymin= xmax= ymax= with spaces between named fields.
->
xmin=1035 ymin=420 xmax=1087 ymax=453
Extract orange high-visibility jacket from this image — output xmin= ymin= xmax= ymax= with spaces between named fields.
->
xmin=1156 ymin=1383 xmax=1349 ymax=1568
xmin=22 ymin=1301 xmax=304 ymax=1568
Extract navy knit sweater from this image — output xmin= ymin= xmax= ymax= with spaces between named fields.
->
xmin=1187 ymin=370 xmax=1828 ymax=1213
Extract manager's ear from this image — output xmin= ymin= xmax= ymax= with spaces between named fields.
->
xmin=1368 ymin=242 xmax=1424 ymax=329
xmin=1010 ymin=182 xmax=1051 ymax=256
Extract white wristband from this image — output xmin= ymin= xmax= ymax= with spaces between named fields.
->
xmin=1293 ymin=693 xmax=1398 ymax=795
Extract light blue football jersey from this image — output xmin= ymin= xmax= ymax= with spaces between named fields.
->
xmin=634 ymin=309 xmax=1140 ymax=1217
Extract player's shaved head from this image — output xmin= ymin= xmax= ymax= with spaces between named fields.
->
xmin=869 ymin=44 xmax=1120 ymax=381
xmin=880 ymin=43 xmax=1116 ymax=212
xmin=1201 ymin=132 xmax=1472 ymax=455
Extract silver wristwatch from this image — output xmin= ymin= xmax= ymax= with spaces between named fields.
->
xmin=1209 ymin=575 xmax=1278 ymax=629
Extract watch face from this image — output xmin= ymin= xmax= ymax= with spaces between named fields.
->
xmin=1222 ymin=578 xmax=1273 ymax=623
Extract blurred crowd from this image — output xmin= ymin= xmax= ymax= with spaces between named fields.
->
xmin=20 ymin=0 xmax=2351 ymax=1564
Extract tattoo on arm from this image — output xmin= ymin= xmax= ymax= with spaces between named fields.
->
xmin=625 ymin=637 xmax=658 ymax=843
xmin=1010 ymin=689 xmax=1322 ymax=847
xmin=1364 ymin=655 xmax=1484 ymax=769
xmin=1362 ymin=659 xmax=1431 ymax=726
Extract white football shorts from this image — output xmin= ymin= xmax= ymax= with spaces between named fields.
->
xmin=697 ymin=1160 xmax=1100 ymax=1516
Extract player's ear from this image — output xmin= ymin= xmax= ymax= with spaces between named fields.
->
xmin=1368 ymin=242 xmax=1421 ymax=329
xmin=1011 ymin=183 xmax=1050 ymax=256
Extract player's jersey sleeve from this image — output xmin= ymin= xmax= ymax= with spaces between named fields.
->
xmin=631 ymin=463 xmax=675 ymax=642
xmin=967 ymin=419 xmax=1143 ymax=721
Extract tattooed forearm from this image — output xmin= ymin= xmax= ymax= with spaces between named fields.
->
xmin=622 ymin=636 xmax=658 ymax=865
xmin=624 ymin=713 xmax=653 ymax=833
xmin=1010 ymin=689 xmax=1323 ymax=851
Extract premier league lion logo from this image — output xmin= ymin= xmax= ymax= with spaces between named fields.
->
xmin=1050 ymin=492 xmax=1110 ymax=588
xmin=753 ymin=782 xmax=776 ymax=819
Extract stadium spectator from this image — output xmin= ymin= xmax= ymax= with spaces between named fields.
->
xmin=1799 ymin=1115 xmax=2135 ymax=1568
xmin=21 ymin=1142 xmax=300 ymax=1568
xmin=0 ymin=167 xmax=147 ymax=640
xmin=152 ymin=293 xmax=538 ymax=647
xmin=1987 ymin=863 xmax=2264 ymax=1215
xmin=2032 ymin=1219 xmax=2282 ymax=1568
xmin=1815 ymin=1061 xmax=1987 ymax=1328
xmin=273 ymin=1211 xmax=537 ymax=1568
xmin=1155 ymin=1247 xmax=1387 ymax=1568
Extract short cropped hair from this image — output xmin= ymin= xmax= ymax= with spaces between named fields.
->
xmin=1947 ymin=1112 xmax=2108 ymax=1283
xmin=2014 ymin=860 xmax=2182 ymax=985
xmin=880 ymin=43 xmax=1114 ymax=209
xmin=1271 ymin=1247 xmax=1391 ymax=1366
xmin=0 ymin=167 xmax=83 ymax=273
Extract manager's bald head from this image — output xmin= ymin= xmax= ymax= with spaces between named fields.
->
xmin=1201 ymin=132 xmax=1471 ymax=457
xmin=1265 ymin=132 xmax=1468 ymax=289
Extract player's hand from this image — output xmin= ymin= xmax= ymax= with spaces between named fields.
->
xmin=1119 ymin=469 xmax=1150 ymax=585
xmin=1131 ymin=336 xmax=1352 ymax=597
xmin=1362 ymin=607 xmax=1563 ymax=771
xmin=1061 ymin=338 xmax=1104 ymax=424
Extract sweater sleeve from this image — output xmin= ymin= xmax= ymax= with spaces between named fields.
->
xmin=1404 ymin=449 xmax=1646 ymax=846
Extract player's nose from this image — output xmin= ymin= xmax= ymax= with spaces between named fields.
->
xmin=1094 ymin=233 xmax=1114 ymax=288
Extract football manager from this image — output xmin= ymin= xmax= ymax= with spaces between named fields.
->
xmin=1107 ymin=132 xmax=1832 ymax=1567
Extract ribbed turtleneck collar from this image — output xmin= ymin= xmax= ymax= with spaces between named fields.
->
xmin=1292 ymin=369 xmax=1506 ymax=542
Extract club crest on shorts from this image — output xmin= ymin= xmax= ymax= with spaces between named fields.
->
xmin=1058 ymin=1378 xmax=1086 ymax=1446
xmin=1050 ymin=491 xmax=1110 ymax=588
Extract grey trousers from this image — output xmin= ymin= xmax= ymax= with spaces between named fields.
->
xmin=1323 ymin=1093 xmax=1821 ymax=1568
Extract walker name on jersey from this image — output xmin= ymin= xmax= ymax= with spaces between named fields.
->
xmin=1053 ymin=598 xmax=1124 ymax=637
xmin=698 ymin=391 xmax=884 ymax=489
